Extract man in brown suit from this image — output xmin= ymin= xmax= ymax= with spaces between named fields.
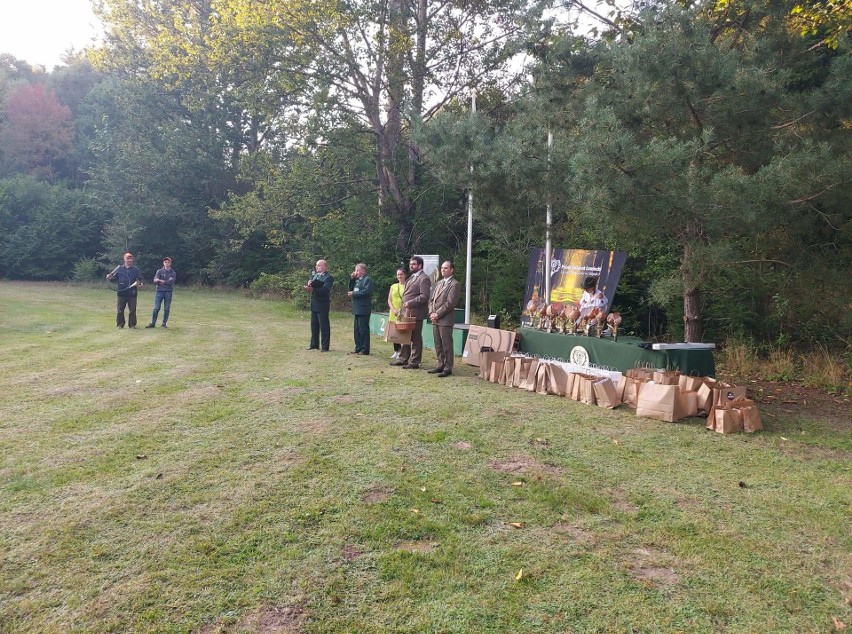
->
xmin=391 ymin=256 xmax=432 ymax=369
xmin=427 ymin=260 xmax=461 ymax=377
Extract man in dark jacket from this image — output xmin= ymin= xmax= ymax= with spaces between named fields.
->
xmin=146 ymin=256 xmax=176 ymax=328
xmin=107 ymin=252 xmax=144 ymax=328
xmin=305 ymin=259 xmax=334 ymax=351
xmin=347 ymin=263 xmax=373 ymax=355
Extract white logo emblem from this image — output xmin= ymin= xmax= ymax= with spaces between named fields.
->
xmin=570 ymin=345 xmax=590 ymax=366
xmin=550 ymin=259 xmax=561 ymax=274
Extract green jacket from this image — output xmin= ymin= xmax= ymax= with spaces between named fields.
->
xmin=349 ymin=275 xmax=373 ymax=316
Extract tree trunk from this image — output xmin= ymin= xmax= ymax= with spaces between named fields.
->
xmin=683 ymin=285 xmax=702 ymax=343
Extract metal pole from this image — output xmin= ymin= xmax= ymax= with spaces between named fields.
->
xmin=544 ymin=130 xmax=553 ymax=304
xmin=465 ymin=90 xmax=476 ymax=324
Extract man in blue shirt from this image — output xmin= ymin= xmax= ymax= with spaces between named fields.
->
xmin=107 ymin=252 xmax=144 ymax=328
xmin=146 ymin=257 xmax=176 ymax=329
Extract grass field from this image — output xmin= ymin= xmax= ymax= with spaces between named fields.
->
xmin=1 ymin=281 xmax=850 ymax=633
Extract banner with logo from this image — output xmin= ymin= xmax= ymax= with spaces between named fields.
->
xmin=521 ymin=248 xmax=627 ymax=325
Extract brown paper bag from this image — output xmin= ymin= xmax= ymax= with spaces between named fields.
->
xmin=707 ymin=384 xmax=748 ymax=424
xmin=565 ymin=372 xmax=576 ymax=399
xmin=636 ymin=383 xmax=687 ymax=422
xmin=679 ymin=391 xmax=699 ymax=417
xmin=525 ymin=360 xmax=540 ymax=392
xmin=535 ymin=363 xmax=550 ymax=395
xmin=502 ymin=357 xmax=518 ymax=387
xmin=714 ymin=408 xmax=743 ymax=434
xmin=653 ymin=369 xmax=681 ymax=385
xmin=696 ymin=382 xmax=714 ymax=414
xmin=513 ymin=358 xmax=533 ymax=389
xmin=384 ymin=321 xmax=412 ymax=345
xmin=678 ymin=374 xmax=704 ymax=393
xmin=548 ymin=364 xmax=571 ymax=396
xmin=479 ymin=350 xmax=509 ymax=380
xmin=593 ymin=378 xmax=620 ymax=409
xmin=621 ymin=376 xmax=643 ymax=409
xmin=488 ymin=359 xmax=505 ymax=383
xmin=579 ymin=375 xmax=597 ymax=405
xmin=740 ymin=406 xmax=763 ymax=432
xmin=627 ymin=367 xmax=655 ymax=380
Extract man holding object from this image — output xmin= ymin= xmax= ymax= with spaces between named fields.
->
xmin=428 ymin=261 xmax=461 ymax=377
xmin=107 ymin=252 xmax=144 ymax=328
xmin=347 ymin=263 xmax=373 ymax=355
xmin=392 ymin=256 xmax=432 ymax=370
xmin=305 ymin=259 xmax=333 ymax=351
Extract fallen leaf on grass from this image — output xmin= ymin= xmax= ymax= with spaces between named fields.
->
xmin=515 ymin=568 xmax=524 ymax=581
xmin=511 ymin=481 xmax=524 ymax=487
xmin=155 ymin=473 xmax=163 ymax=479
xmin=262 ymin=377 xmax=270 ymax=381
xmin=412 ymin=508 xmax=420 ymax=514
xmin=612 ymin=439 xmax=620 ymax=445
xmin=832 ymin=616 xmax=846 ymax=630
xmin=420 ymin=486 xmax=426 ymax=492
xmin=430 ymin=498 xmax=442 ymax=504
xmin=136 ymin=454 xmax=147 ymax=460
xmin=509 ymin=522 xmax=525 ymax=529
xmin=781 ymin=437 xmax=789 ymax=441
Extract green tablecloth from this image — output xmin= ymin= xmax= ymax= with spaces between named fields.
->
xmin=517 ymin=327 xmax=715 ymax=376
xmin=369 ymin=313 xmax=469 ymax=356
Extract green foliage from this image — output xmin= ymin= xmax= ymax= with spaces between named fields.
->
xmin=71 ymin=258 xmax=102 ymax=282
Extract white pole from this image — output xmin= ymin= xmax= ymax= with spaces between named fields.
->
xmin=465 ymin=90 xmax=476 ymax=324
xmin=544 ymin=130 xmax=553 ymax=304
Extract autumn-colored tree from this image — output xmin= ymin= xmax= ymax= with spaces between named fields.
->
xmin=0 ymin=83 xmax=73 ymax=180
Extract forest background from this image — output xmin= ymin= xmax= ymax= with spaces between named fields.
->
xmin=0 ymin=0 xmax=849 ymax=367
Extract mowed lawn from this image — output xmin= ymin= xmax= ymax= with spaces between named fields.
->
xmin=1 ymin=281 xmax=850 ymax=634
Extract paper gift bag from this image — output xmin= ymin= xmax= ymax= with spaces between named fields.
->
xmin=548 ymin=364 xmax=571 ymax=396
xmin=636 ymin=383 xmax=687 ymax=422
xmin=678 ymin=374 xmax=704 ymax=393
xmin=488 ymin=359 xmax=505 ymax=383
xmin=707 ymin=384 xmax=748 ymax=423
xmin=479 ymin=350 xmax=509 ymax=380
xmin=565 ymin=372 xmax=576 ymax=399
xmin=518 ymin=358 xmax=537 ymax=390
xmin=579 ymin=375 xmax=597 ymax=405
xmin=525 ymin=360 xmax=540 ymax=392
xmin=653 ymin=369 xmax=681 ymax=385
xmin=535 ymin=363 xmax=551 ymax=395
xmin=384 ymin=321 xmax=412 ymax=345
xmin=680 ymin=391 xmax=699 ymax=417
xmin=593 ymin=378 xmax=620 ymax=409
xmin=513 ymin=357 xmax=534 ymax=388
xmin=502 ymin=357 xmax=518 ymax=387
xmin=627 ymin=367 xmax=655 ymax=380
xmin=696 ymin=381 xmax=714 ymax=414
xmin=714 ymin=408 xmax=743 ymax=434
xmin=621 ymin=376 xmax=644 ymax=409
xmin=740 ymin=406 xmax=763 ymax=432
xmin=568 ymin=373 xmax=581 ymax=401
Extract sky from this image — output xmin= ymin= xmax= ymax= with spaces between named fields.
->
xmin=0 ymin=0 xmax=102 ymax=70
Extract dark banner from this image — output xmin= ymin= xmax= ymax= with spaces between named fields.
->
xmin=521 ymin=248 xmax=627 ymax=324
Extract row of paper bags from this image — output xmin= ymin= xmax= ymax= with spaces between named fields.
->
xmin=478 ymin=353 xmax=762 ymax=433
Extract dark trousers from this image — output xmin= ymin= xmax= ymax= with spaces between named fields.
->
xmin=310 ymin=310 xmax=331 ymax=350
xmin=152 ymin=291 xmax=172 ymax=325
xmin=399 ymin=319 xmax=424 ymax=366
xmin=353 ymin=314 xmax=370 ymax=354
xmin=116 ymin=294 xmax=137 ymax=328
xmin=433 ymin=323 xmax=454 ymax=371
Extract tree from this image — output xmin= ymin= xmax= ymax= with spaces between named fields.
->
xmin=0 ymin=83 xmax=73 ymax=180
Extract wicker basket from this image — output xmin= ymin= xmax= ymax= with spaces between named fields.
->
xmin=395 ymin=316 xmax=417 ymax=331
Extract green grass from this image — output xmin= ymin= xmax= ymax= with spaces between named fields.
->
xmin=1 ymin=281 xmax=850 ymax=633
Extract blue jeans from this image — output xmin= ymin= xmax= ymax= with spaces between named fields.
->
xmin=152 ymin=291 xmax=172 ymax=325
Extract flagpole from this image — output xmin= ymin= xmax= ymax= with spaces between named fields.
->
xmin=465 ymin=90 xmax=476 ymax=324
xmin=544 ymin=129 xmax=553 ymax=303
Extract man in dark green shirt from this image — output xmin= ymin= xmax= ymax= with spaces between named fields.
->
xmin=347 ymin=263 xmax=373 ymax=355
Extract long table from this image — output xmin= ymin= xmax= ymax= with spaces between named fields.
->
xmin=517 ymin=327 xmax=715 ymax=376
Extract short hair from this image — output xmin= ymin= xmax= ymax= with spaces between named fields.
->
xmin=124 ymin=252 xmax=133 ymax=258
xmin=443 ymin=260 xmax=455 ymax=270
xmin=163 ymin=257 xmax=172 ymax=263
xmin=409 ymin=256 xmax=424 ymax=267
xmin=356 ymin=262 xmax=367 ymax=272
xmin=396 ymin=267 xmax=406 ymax=276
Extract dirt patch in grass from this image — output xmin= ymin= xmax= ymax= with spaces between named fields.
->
xmin=342 ymin=544 xmax=363 ymax=561
xmin=294 ymin=418 xmax=332 ymax=435
xmin=232 ymin=604 xmax=306 ymax=633
xmin=626 ymin=547 xmax=678 ymax=588
xmin=362 ymin=485 xmax=394 ymax=504
xmin=489 ymin=454 xmax=565 ymax=477
xmin=553 ymin=523 xmax=595 ymax=543
xmin=605 ymin=487 xmax=639 ymax=513
xmin=396 ymin=540 xmax=438 ymax=554
xmin=451 ymin=441 xmax=473 ymax=451
xmin=333 ymin=396 xmax=357 ymax=404
xmin=259 ymin=387 xmax=307 ymax=404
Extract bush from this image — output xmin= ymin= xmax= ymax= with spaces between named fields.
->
xmin=72 ymin=258 xmax=102 ymax=282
